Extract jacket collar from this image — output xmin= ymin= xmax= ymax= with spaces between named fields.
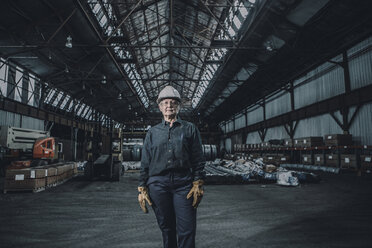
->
xmin=162 ymin=117 xmax=182 ymax=126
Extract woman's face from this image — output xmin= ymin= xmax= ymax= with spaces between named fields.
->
xmin=159 ymin=99 xmax=180 ymax=118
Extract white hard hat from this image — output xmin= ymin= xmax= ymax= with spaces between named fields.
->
xmin=157 ymin=85 xmax=181 ymax=104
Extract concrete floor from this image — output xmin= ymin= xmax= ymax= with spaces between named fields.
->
xmin=0 ymin=171 xmax=372 ymax=248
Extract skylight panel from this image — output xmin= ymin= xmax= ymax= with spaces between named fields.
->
xmin=60 ymin=94 xmax=70 ymax=109
xmin=52 ymin=91 xmax=63 ymax=107
xmin=0 ymin=59 xmax=8 ymax=96
xmin=77 ymin=103 xmax=85 ymax=116
xmin=45 ymin=88 xmax=56 ymax=104
xmin=14 ymin=67 xmax=23 ymax=102
xmin=233 ymin=15 xmax=242 ymax=29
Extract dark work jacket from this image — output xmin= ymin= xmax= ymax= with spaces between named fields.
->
xmin=139 ymin=118 xmax=206 ymax=186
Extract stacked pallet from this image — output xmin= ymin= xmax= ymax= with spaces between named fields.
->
xmin=294 ymin=137 xmax=323 ymax=147
xmin=302 ymin=154 xmax=313 ymax=165
xmin=314 ymin=154 xmax=324 ymax=166
xmin=4 ymin=162 xmax=78 ymax=193
xmin=263 ymin=154 xmax=290 ymax=165
xmin=326 ymin=154 xmax=339 ymax=167
xmin=324 ymin=134 xmax=353 ymax=146
xmin=340 ymin=154 xmax=357 ymax=170
xmin=361 ymin=155 xmax=372 ymax=172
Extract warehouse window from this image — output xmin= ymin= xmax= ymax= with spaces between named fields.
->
xmin=14 ymin=67 xmax=23 ymax=102
xmin=51 ymin=91 xmax=63 ymax=107
xmin=0 ymin=59 xmax=8 ymax=96
xmin=193 ymin=1 xmax=254 ymax=108
xmin=59 ymin=94 xmax=70 ymax=110
xmin=28 ymin=76 xmax=35 ymax=106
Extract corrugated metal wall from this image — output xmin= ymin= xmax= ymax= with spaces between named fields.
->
xmin=348 ymin=37 xmax=372 ymax=90
xmin=234 ymin=113 xmax=246 ymax=130
xmin=264 ymin=126 xmax=289 ymax=141
xmin=21 ymin=115 xmax=44 ymax=130
xmin=349 ymin=103 xmax=372 ymax=145
xmin=225 ymin=138 xmax=232 ymax=153
xmin=219 ymin=36 xmax=372 ymax=146
xmin=246 ymin=131 xmax=261 ymax=144
xmin=294 ymin=113 xmax=342 ymax=138
xmin=247 ymin=106 xmax=263 ymax=125
xmin=265 ymin=91 xmax=291 ymax=119
xmin=0 ymin=110 xmax=44 ymax=130
xmin=231 ymin=133 xmax=242 ymax=149
xmin=226 ymin=120 xmax=234 ymax=133
xmin=294 ymin=57 xmax=345 ymax=109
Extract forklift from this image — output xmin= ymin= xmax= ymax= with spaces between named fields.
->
xmin=84 ymin=124 xmax=124 ymax=181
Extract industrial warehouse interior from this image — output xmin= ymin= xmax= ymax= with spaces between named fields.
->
xmin=0 ymin=0 xmax=372 ymax=247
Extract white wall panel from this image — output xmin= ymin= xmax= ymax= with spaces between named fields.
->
xmin=225 ymin=138 xmax=232 ymax=153
xmin=265 ymin=91 xmax=291 ymax=119
xmin=246 ymin=131 xmax=261 ymax=144
xmin=294 ymin=65 xmax=345 ymax=109
xmin=349 ymin=103 xmax=372 ymax=145
xmin=294 ymin=114 xmax=342 ymax=138
xmin=226 ymin=120 xmax=234 ymax=133
xmin=349 ymin=48 xmax=372 ymax=90
xmin=0 ymin=110 xmax=21 ymax=127
xmin=21 ymin=116 xmax=44 ymax=130
xmin=347 ymin=36 xmax=372 ymax=57
xmin=234 ymin=113 xmax=246 ymax=130
xmin=264 ymin=126 xmax=290 ymax=141
xmin=247 ymin=106 xmax=263 ymax=125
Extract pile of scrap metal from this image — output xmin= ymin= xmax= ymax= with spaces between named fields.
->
xmin=204 ymin=158 xmax=320 ymax=186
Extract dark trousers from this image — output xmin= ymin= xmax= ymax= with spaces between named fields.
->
xmin=147 ymin=170 xmax=196 ymax=248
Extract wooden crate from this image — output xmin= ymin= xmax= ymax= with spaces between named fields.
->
xmin=326 ymin=154 xmax=339 ymax=167
xmin=284 ymin=139 xmax=292 ymax=147
xmin=278 ymin=154 xmax=290 ymax=163
xmin=294 ymin=137 xmax=323 ymax=147
xmin=340 ymin=154 xmax=357 ymax=170
xmin=361 ymin=155 xmax=372 ymax=172
xmin=324 ymin=134 xmax=353 ymax=146
xmin=263 ymin=154 xmax=277 ymax=164
xmin=302 ymin=154 xmax=313 ymax=165
xmin=314 ymin=154 xmax=324 ymax=165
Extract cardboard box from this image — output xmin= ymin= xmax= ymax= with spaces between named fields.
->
xmin=4 ymin=178 xmax=45 ymax=191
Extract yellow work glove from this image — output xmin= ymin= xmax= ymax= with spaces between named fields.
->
xmin=186 ymin=180 xmax=204 ymax=208
xmin=138 ymin=186 xmax=152 ymax=213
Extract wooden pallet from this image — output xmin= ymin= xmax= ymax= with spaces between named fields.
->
xmin=3 ymin=186 xmax=45 ymax=194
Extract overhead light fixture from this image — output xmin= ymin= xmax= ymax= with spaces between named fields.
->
xmin=82 ymin=82 xmax=86 ymax=90
xmin=65 ymin=66 xmax=69 ymax=73
xmin=65 ymin=35 xmax=72 ymax=48
xmin=102 ymin=75 xmax=106 ymax=84
xmin=128 ymin=104 xmax=132 ymax=110
xmin=117 ymin=93 xmax=122 ymax=100
xmin=48 ymin=51 xmax=52 ymax=60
